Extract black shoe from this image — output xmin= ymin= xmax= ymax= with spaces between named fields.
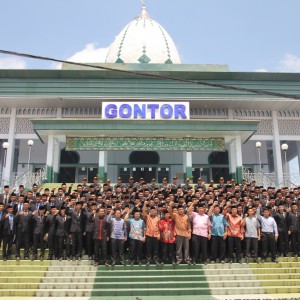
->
xmin=31 ymin=256 xmax=37 ymax=261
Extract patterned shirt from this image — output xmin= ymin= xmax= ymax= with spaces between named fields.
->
xmin=144 ymin=215 xmax=160 ymax=238
xmin=226 ymin=214 xmax=244 ymax=238
xmin=172 ymin=213 xmax=191 ymax=238
xmin=128 ymin=218 xmax=145 ymax=241
xmin=159 ymin=219 xmax=176 ymax=243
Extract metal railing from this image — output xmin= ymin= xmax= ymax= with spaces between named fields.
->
xmin=242 ymin=167 xmax=277 ymax=187
xmin=0 ymin=165 xmax=48 ymax=193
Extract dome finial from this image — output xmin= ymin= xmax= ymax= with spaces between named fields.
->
xmin=141 ymin=0 xmax=146 ymax=9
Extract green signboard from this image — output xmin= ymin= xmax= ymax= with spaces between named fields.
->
xmin=66 ymin=137 xmax=225 ymax=151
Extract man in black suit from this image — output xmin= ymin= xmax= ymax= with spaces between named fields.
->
xmin=288 ymin=203 xmax=300 ymax=257
xmin=0 ymin=185 xmax=11 ymax=206
xmin=68 ymin=201 xmax=86 ymax=261
xmin=0 ymin=202 xmax=5 ymax=248
xmin=15 ymin=201 xmax=33 ymax=260
xmin=32 ymin=206 xmax=47 ymax=261
xmin=84 ymin=202 xmax=96 ymax=260
xmin=274 ymin=202 xmax=289 ymax=257
xmin=55 ymin=207 xmax=71 ymax=260
xmin=93 ymin=207 xmax=110 ymax=267
xmin=14 ymin=195 xmax=25 ymax=215
xmin=2 ymin=205 xmax=15 ymax=260
xmin=46 ymin=206 xmax=58 ymax=260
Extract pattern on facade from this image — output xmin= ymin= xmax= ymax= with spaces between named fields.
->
xmin=66 ymin=137 xmax=225 ymax=151
xmin=0 ymin=118 xmax=10 ymax=134
xmin=278 ymin=120 xmax=300 ymax=136
xmin=62 ymin=108 xmax=102 ymax=118
xmin=0 ymin=108 xmax=11 ymax=115
xmin=234 ymin=110 xmax=272 ymax=118
xmin=15 ymin=118 xmax=34 ymax=134
xmin=17 ymin=108 xmax=57 ymax=116
xmin=190 ymin=108 xmax=228 ymax=118
xmin=278 ymin=111 xmax=300 ymax=118
xmin=255 ymin=120 xmax=273 ymax=135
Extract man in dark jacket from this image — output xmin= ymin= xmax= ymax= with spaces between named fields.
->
xmin=46 ymin=206 xmax=58 ymax=260
xmin=32 ymin=206 xmax=47 ymax=261
xmin=15 ymin=201 xmax=33 ymax=260
xmin=274 ymin=202 xmax=289 ymax=257
xmin=93 ymin=207 xmax=110 ymax=266
xmin=68 ymin=201 xmax=86 ymax=261
xmin=84 ymin=202 xmax=96 ymax=260
xmin=288 ymin=203 xmax=300 ymax=257
xmin=2 ymin=205 xmax=15 ymax=260
xmin=55 ymin=206 xmax=71 ymax=260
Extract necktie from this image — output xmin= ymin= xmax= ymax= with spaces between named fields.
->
xmin=9 ymin=215 xmax=13 ymax=231
xmin=19 ymin=203 xmax=23 ymax=211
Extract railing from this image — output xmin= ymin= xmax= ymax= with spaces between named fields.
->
xmin=13 ymin=166 xmax=48 ymax=192
xmin=242 ymin=167 xmax=277 ymax=187
xmin=243 ymin=168 xmax=300 ymax=188
xmin=0 ymin=166 xmax=48 ymax=193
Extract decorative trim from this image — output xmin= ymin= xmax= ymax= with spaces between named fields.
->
xmin=234 ymin=110 xmax=272 ymax=119
xmin=66 ymin=137 xmax=225 ymax=152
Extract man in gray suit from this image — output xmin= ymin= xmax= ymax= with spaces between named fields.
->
xmin=15 ymin=201 xmax=33 ymax=260
xmin=55 ymin=207 xmax=71 ymax=260
xmin=0 ymin=185 xmax=10 ymax=206
xmin=68 ymin=201 xmax=87 ymax=261
xmin=32 ymin=206 xmax=47 ymax=261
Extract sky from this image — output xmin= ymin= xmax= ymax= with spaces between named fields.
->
xmin=1 ymin=0 xmax=300 ymax=72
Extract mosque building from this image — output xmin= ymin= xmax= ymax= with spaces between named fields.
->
xmin=0 ymin=3 xmax=300 ymax=188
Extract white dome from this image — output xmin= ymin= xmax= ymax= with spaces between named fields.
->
xmin=105 ymin=6 xmax=181 ymax=64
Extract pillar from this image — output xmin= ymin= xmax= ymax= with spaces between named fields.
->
xmin=3 ymin=108 xmax=16 ymax=183
xmin=98 ymin=151 xmax=107 ymax=182
xmin=183 ymin=151 xmax=192 ymax=180
xmin=46 ymin=135 xmax=54 ymax=183
xmin=53 ymin=139 xmax=61 ymax=183
xmin=272 ymin=111 xmax=284 ymax=185
xmin=227 ymin=136 xmax=243 ymax=183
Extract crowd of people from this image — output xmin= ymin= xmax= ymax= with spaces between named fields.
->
xmin=0 ymin=175 xmax=299 ymax=267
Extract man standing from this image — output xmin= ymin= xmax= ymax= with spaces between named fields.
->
xmin=288 ymin=203 xmax=300 ymax=257
xmin=2 ymin=205 xmax=15 ymax=261
xmin=32 ymin=206 xmax=47 ymax=261
xmin=207 ymin=203 xmax=228 ymax=264
xmin=256 ymin=206 xmax=279 ymax=263
xmin=159 ymin=210 xmax=176 ymax=265
xmin=68 ymin=201 xmax=86 ymax=261
xmin=108 ymin=209 xmax=127 ymax=266
xmin=15 ymin=201 xmax=33 ymax=260
xmin=124 ymin=209 xmax=146 ymax=266
xmin=168 ymin=202 xmax=191 ymax=265
xmin=243 ymin=206 xmax=260 ymax=263
xmin=142 ymin=202 xmax=161 ymax=266
xmin=223 ymin=204 xmax=244 ymax=264
xmin=93 ymin=208 xmax=110 ymax=267
xmin=274 ymin=203 xmax=289 ymax=257
xmin=188 ymin=202 xmax=212 ymax=265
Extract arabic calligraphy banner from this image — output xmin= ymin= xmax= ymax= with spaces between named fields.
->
xmin=66 ymin=137 xmax=225 ymax=151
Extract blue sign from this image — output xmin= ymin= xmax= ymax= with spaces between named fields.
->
xmin=102 ymin=102 xmax=190 ymax=120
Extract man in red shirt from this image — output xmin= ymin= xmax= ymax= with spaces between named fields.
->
xmin=159 ymin=210 xmax=176 ymax=265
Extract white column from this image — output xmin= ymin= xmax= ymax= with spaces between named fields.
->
xmin=53 ymin=139 xmax=61 ymax=181
xmin=3 ymin=108 xmax=16 ymax=182
xmin=272 ymin=111 xmax=283 ymax=185
xmin=183 ymin=151 xmax=192 ymax=180
xmin=227 ymin=136 xmax=243 ymax=182
xmin=98 ymin=151 xmax=107 ymax=181
xmin=46 ymin=135 xmax=54 ymax=182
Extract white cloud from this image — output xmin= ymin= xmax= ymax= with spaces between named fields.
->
xmin=279 ymin=53 xmax=300 ymax=72
xmin=0 ymin=57 xmax=27 ymax=69
xmin=67 ymin=43 xmax=109 ymax=63
xmin=254 ymin=68 xmax=268 ymax=72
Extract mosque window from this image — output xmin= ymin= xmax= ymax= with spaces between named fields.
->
xmin=129 ymin=151 xmax=159 ymax=165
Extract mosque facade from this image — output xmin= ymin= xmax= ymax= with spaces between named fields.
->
xmin=0 ymin=4 xmax=300 ymax=188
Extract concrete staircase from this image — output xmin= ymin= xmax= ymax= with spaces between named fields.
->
xmin=0 ymin=258 xmax=299 ymax=299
